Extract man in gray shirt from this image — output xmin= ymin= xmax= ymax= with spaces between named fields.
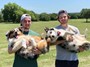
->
xmin=55 ymin=10 xmax=80 ymax=67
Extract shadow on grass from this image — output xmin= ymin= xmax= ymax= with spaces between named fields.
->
xmin=0 ymin=22 xmax=19 ymax=24
xmin=82 ymin=21 xmax=90 ymax=23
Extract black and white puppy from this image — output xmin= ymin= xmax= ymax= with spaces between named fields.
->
xmin=45 ymin=27 xmax=90 ymax=53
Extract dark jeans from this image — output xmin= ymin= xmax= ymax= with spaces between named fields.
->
xmin=55 ymin=60 xmax=79 ymax=67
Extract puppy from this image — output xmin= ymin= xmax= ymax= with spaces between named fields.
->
xmin=45 ymin=27 xmax=90 ymax=53
xmin=6 ymin=27 xmax=49 ymax=59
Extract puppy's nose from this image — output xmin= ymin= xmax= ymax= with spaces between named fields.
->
xmin=50 ymin=32 xmax=52 ymax=34
xmin=5 ymin=34 xmax=8 ymax=37
xmin=48 ymin=36 xmax=52 ymax=38
xmin=5 ymin=32 xmax=9 ymax=37
xmin=52 ymin=35 xmax=55 ymax=38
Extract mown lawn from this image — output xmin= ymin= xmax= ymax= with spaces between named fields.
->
xmin=0 ymin=19 xmax=90 ymax=67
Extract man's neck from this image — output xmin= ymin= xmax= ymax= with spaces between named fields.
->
xmin=60 ymin=23 xmax=68 ymax=28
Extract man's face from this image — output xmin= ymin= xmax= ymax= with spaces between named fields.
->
xmin=21 ymin=17 xmax=31 ymax=29
xmin=58 ymin=13 xmax=69 ymax=24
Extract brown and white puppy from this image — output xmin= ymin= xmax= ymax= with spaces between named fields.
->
xmin=6 ymin=27 xmax=49 ymax=58
xmin=45 ymin=27 xmax=90 ymax=53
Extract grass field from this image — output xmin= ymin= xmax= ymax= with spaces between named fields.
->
xmin=0 ymin=19 xmax=90 ymax=67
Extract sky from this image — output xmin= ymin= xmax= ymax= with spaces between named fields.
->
xmin=0 ymin=0 xmax=90 ymax=14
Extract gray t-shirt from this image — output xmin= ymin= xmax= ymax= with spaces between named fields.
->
xmin=55 ymin=25 xmax=80 ymax=61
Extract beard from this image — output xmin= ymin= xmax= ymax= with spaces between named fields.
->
xmin=23 ymin=26 xmax=30 ymax=31
xmin=24 ymin=24 xmax=30 ymax=29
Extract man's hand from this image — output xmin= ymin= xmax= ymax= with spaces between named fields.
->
xmin=55 ymin=40 xmax=65 ymax=45
xmin=33 ymin=47 xmax=41 ymax=55
xmin=78 ymin=46 xmax=85 ymax=52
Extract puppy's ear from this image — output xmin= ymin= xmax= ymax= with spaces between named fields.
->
xmin=5 ymin=30 xmax=13 ymax=37
xmin=5 ymin=30 xmax=14 ymax=39
xmin=44 ymin=27 xmax=49 ymax=32
xmin=6 ymin=31 xmax=9 ymax=37
xmin=18 ymin=27 xmax=23 ymax=32
xmin=50 ymin=28 xmax=54 ymax=30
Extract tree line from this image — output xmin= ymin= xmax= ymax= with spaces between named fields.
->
xmin=0 ymin=3 xmax=90 ymax=23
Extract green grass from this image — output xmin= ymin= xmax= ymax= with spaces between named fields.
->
xmin=0 ymin=19 xmax=90 ymax=67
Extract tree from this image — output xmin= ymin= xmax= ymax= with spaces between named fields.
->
xmin=81 ymin=9 xmax=90 ymax=22
xmin=29 ymin=11 xmax=39 ymax=21
xmin=2 ymin=3 xmax=39 ymax=23
xmin=69 ymin=13 xmax=78 ymax=19
xmin=50 ymin=13 xmax=57 ymax=20
xmin=14 ymin=10 xmax=24 ymax=22
xmin=0 ymin=11 xmax=3 ymax=22
xmin=2 ymin=3 xmax=27 ymax=23
xmin=39 ymin=13 xmax=50 ymax=21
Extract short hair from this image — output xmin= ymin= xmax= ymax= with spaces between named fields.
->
xmin=57 ymin=10 xmax=70 ymax=19
xmin=58 ymin=10 xmax=68 ymax=16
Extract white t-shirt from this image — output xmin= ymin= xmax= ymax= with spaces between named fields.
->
xmin=55 ymin=25 xmax=80 ymax=61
